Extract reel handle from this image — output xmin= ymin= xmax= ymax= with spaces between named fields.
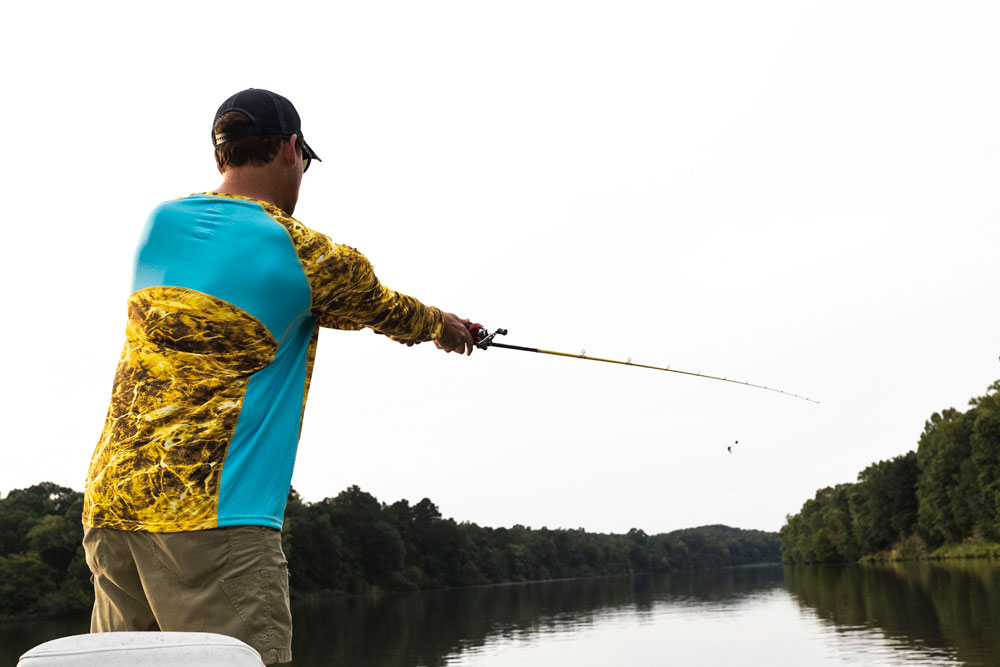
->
xmin=466 ymin=323 xmax=507 ymax=349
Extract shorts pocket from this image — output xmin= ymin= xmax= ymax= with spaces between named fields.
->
xmin=148 ymin=529 xmax=231 ymax=585
xmin=82 ymin=527 xmax=107 ymax=575
xmin=220 ymin=566 xmax=291 ymax=657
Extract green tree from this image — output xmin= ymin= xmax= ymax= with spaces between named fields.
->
xmin=918 ymin=408 xmax=978 ymax=544
xmin=0 ymin=553 xmax=56 ymax=617
xmin=850 ymin=452 xmax=919 ymax=554
xmin=970 ymin=380 xmax=1000 ymax=539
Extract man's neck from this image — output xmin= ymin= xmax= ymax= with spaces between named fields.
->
xmin=216 ymin=166 xmax=294 ymax=214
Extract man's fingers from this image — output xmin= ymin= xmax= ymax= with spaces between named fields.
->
xmin=461 ymin=320 xmax=474 ymax=355
xmin=436 ymin=312 xmax=475 ymax=355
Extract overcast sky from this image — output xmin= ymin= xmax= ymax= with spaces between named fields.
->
xmin=2 ymin=1 xmax=997 ymax=534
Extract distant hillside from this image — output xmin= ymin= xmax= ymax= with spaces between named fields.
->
xmin=661 ymin=524 xmax=783 ymax=569
xmin=0 ymin=482 xmax=780 ymax=621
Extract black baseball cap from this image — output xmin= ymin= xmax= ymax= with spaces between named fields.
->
xmin=212 ymin=88 xmax=321 ymax=164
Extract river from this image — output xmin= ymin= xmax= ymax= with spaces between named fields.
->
xmin=3 ymin=562 xmax=998 ymax=665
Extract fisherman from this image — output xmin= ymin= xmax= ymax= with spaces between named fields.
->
xmin=81 ymin=88 xmax=475 ymax=665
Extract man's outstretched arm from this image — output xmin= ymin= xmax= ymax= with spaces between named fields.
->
xmin=287 ymin=224 xmax=473 ymax=353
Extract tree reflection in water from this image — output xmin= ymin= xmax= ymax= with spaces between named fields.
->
xmin=289 ymin=567 xmax=785 ymax=667
xmin=785 ymin=561 xmax=1000 ymax=666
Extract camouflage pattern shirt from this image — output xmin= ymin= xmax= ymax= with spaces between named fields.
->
xmin=84 ymin=193 xmax=443 ymax=532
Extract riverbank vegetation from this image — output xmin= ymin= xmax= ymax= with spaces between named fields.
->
xmin=280 ymin=486 xmax=779 ymax=598
xmin=781 ymin=378 xmax=1000 ymax=564
xmin=0 ymin=482 xmax=779 ymax=622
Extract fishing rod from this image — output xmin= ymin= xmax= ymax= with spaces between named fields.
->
xmin=467 ymin=324 xmax=819 ymax=404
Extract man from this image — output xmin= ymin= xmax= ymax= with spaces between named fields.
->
xmin=82 ymin=88 xmax=474 ymax=664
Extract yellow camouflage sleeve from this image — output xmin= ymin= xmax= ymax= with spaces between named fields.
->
xmin=262 ymin=202 xmax=444 ymax=340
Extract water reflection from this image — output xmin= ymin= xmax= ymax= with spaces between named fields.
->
xmin=4 ymin=563 xmax=997 ymax=666
xmin=785 ymin=561 xmax=1000 ymax=666
xmin=289 ymin=567 xmax=786 ymax=666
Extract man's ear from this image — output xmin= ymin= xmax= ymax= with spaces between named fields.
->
xmin=282 ymin=134 xmax=300 ymax=165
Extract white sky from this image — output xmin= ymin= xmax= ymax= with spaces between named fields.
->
xmin=2 ymin=1 xmax=998 ymax=534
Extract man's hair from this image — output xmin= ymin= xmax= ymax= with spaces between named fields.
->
xmin=214 ymin=112 xmax=304 ymax=172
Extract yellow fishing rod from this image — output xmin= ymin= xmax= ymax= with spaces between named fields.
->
xmin=468 ymin=324 xmax=819 ymax=404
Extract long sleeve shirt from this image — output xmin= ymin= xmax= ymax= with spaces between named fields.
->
xmin=83 ymin=192 xmax=442 ymax=532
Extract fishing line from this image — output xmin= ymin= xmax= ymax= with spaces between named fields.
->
xmin=468 ymin=325 xmax=819 ymax=404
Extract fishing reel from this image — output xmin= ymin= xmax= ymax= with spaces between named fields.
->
xmin=467 ymin=323 xmax=507 ymax=350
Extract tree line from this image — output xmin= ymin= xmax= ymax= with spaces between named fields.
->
xmin=781 ymin=378 xmax=1000 ymax=563
xmin=281 ymin=486 xmax=779 ymax=597
xmin=0 ymin=482 xmax=779 ymax=621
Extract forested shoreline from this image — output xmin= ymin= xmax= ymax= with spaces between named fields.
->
xmin=0 ymin=483 xmax=779 ymax=622
xmin=781 ymin=378 xmax=1000 ymax=564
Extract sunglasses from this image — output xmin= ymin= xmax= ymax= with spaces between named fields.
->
xmin=301 ymin=142 xmax=319 ymax=173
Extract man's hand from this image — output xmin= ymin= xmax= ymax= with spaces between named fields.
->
xmin=435 ymin=312 xmax=475 ymax=355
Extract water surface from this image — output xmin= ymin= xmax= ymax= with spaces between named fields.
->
xmin=4 ymin=563 xmax=998 ymax=666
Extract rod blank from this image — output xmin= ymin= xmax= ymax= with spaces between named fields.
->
xmin=488 ymin=342 xmax=819 ymax=404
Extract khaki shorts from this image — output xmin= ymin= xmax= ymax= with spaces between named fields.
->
xmin=83 ymin=525 xmax=292 ymax=665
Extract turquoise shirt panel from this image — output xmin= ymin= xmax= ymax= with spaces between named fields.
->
xmin=132 ymin=194 xmax=312 ymax=343
xmin=217 ymin=313 xmax=316 ymax=528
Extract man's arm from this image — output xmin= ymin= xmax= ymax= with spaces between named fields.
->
xmin=281 ymin=217 xmax=472 ymax=352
